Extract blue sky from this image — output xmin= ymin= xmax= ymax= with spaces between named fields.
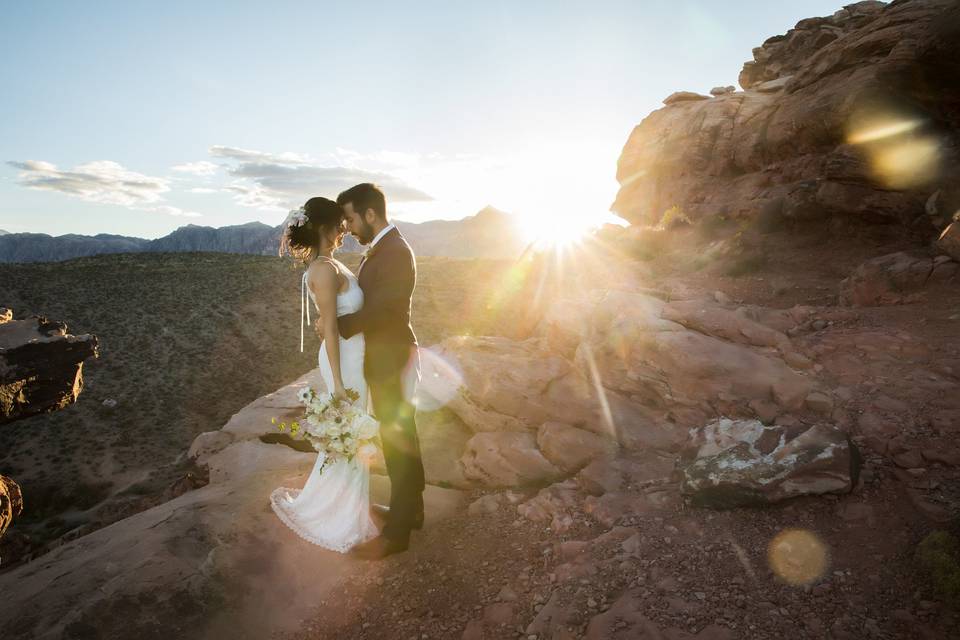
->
xmin=0 ymin=0 xmax=842 ymax=239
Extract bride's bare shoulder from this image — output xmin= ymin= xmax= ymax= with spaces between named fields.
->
xmin=307 ymin=259 xmax=349 ymax=293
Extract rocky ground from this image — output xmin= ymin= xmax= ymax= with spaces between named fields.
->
xmin=283 ymin=487 xmax=946 ymax=640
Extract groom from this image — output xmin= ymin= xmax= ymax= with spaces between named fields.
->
xmin=329 ymin=182 xmax=425 ymax=560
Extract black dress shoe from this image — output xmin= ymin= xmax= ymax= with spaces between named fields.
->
xmin=371 ymin=504 xmax=424 ymax=530
xmin=351 ymin=535 xmax=408 ymax=560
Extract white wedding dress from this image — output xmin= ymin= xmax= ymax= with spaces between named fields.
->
xmin=270 ymin=259 xmax=379 ymax=552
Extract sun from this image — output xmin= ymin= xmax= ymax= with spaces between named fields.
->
xmin=516 ymin=210 xmax=596 ymax=250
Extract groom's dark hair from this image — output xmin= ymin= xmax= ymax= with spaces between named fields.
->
xmin=337 ymin=183 xmax=386 ymax=220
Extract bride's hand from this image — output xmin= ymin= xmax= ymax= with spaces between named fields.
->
xmin=332 ymin=385 xmax=348 ymax=402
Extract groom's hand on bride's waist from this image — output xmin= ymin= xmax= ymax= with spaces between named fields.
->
xmin=314 ymin=317 xmax=325 ymax=340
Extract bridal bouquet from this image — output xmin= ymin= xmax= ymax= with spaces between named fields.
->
xmin=272 ymin=386 xmax=380 ymax=465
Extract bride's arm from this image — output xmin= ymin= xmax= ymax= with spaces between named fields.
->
xmin=309 ymin=262 xmax=347 ymax=397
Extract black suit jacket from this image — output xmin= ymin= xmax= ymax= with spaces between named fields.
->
xmin=338 ymin=227 xmax=418 ymax=383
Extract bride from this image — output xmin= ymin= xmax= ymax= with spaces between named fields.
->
xmin=270 ymin=196 xmax=379 ymax=553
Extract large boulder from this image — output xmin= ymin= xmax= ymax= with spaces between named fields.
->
xmin=738 ymin=2 xmax=887 ymax=90
xmin=663 ymin=91 xmax=710 ymax=104
xmin=681 ymin=418 xmax=860 ymax=508
xmin=710 ymin=85 xmax=736 ymax=96
xmin=0 ymin=313 xmax=99 ymax=424
xmin=426 ymin=335 xmax=668 ymax=449
xmin=0 ymin=474 xmax=22 ymax=539
xmin=661 ymin=298 xmax=793 ymax=351
xmin=459 ymin=431 xmax=561 ymax=487
xmin=612 ymin=0 xmax=960 ymax=228
xmin=0 ymin=310 xmax=98 ymax=541
xmin=577 ymin=450 xmax=677 ymax=496
xmin=434 ymin=289 xmax=818 ymax=456
xmin=426 ymin=336 xmax=583 ymax=432
xmin=549 ymin=290 xmax=815 ymax=421
xmin=536 ymin=422 xmax=616 ymax=473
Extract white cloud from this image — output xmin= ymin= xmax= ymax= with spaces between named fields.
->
xmin=224 ymin=182 xmax=287 ymax=212
xmin=210 ymin=145 xmax=315 ymax=166
xmin=8 ymin=159 xmax=202 ymax=218
xmin=209 ymin=144 xmax=434 ymax=212
xmin=189 ymin=187 xmax=219 ymax=194
xmin=8 ymin=159 xmax=170 ymax=206
xmin=171 ymin=161 xmax=219 ymax=176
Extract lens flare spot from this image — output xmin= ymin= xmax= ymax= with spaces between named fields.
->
xmin=846 ymin=112 xmax=940 ymax=190
xmin=847 ymin=118 xmax=923 ymax=144
xmin=767 ymin=529 xmax=829 ymax=586
xmin=415 ymin=347 xmax=464 ymax=411
xmin=871 ymin=137 xmax=940 ymax=190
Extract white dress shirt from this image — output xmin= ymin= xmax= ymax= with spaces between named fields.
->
xmin=368 ymin=223 xmax=396 ymax=250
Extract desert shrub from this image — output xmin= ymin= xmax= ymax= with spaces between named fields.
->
xmin=658 ymin=205 xmax=691 ymax=229
xmin=917 ymin=530 xmax=960 ymax=608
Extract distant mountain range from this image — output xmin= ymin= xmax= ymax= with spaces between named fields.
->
xmin=0 ymin=207 xmax=530 ymax=263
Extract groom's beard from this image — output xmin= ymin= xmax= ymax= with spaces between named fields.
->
xmin=355 ymin=220 xmax=375 ymax=245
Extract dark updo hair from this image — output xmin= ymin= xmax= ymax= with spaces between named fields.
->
xmin=279 ymin=197 xmax=344 ymax=261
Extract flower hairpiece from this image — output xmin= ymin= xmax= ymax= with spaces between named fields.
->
xmin=278 ymin=206 xmax=309 ymax=256
xmin=284 ymin=207 xmax=308 ymax=231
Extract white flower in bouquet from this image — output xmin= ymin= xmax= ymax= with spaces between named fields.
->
xmin=273 ymin=384 xmax=380 ymax=465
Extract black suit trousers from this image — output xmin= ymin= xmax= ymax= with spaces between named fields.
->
xmin=368 ymin=345 xmax=424 ymax=542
